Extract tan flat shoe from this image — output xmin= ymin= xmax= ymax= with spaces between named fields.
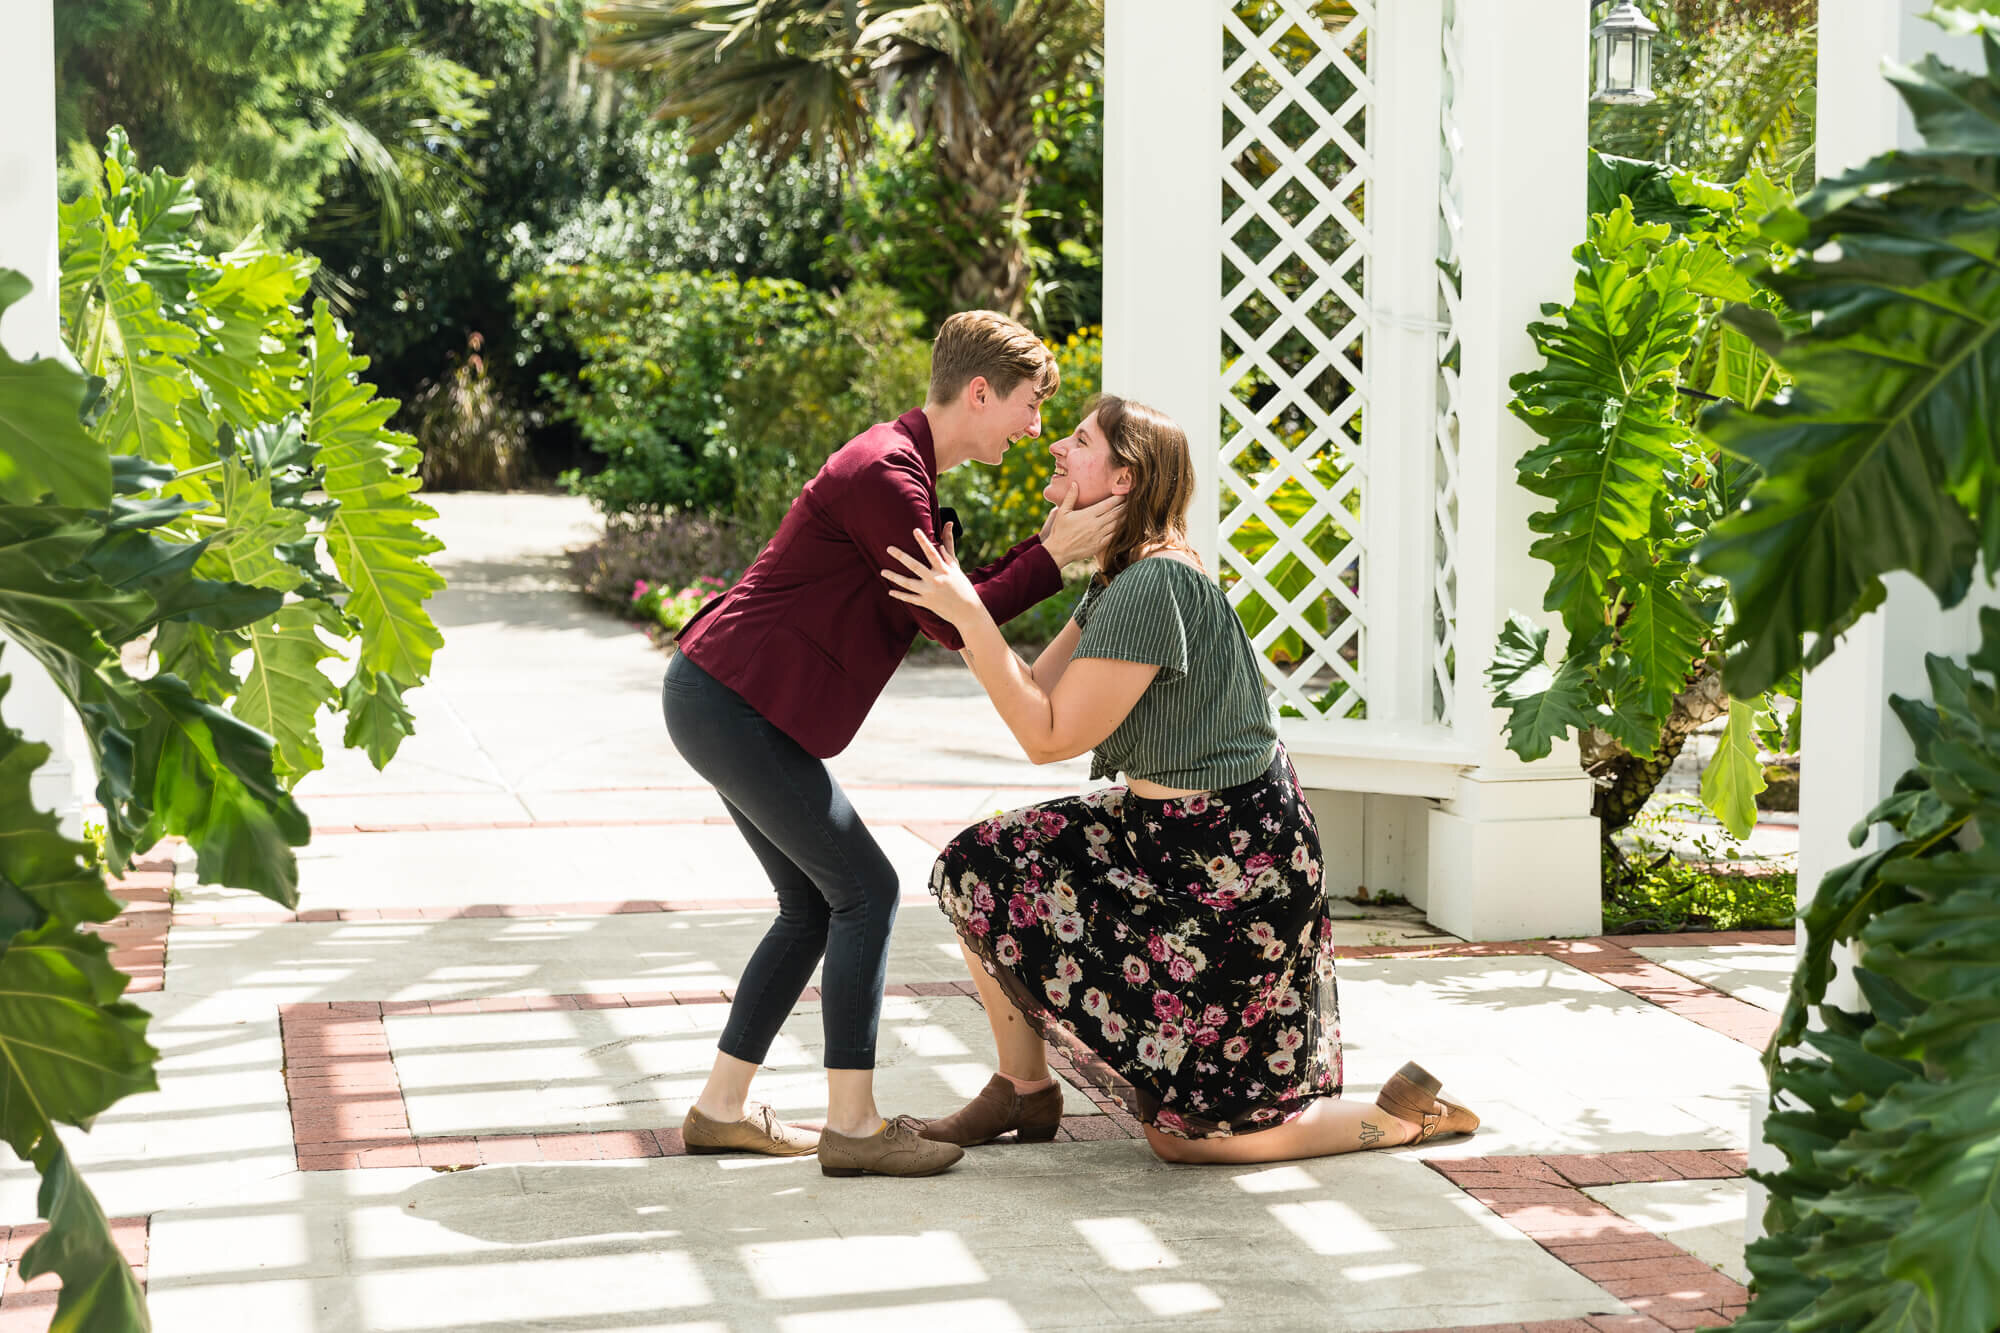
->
xmin=818 ymin=1115 xmax=964 ymax=1178
xmin=1375 ymin=1061 xmax=1480 ymax=1144
xmin=682 ymin=1102 xmax=819 ymax=1157
xmin=919 ymin=1074 xmax=1063 ymax=1147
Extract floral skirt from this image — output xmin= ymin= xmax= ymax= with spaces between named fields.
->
xmin=929 ymin=746 xmax=1341 ymax=1139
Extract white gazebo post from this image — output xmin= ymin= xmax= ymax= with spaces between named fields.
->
xmin=1423 ymin=0 xmax=1601 ymax=941
xmin=1744 ymin=0 xmax=1990 ymax=1241
xmin=1101 ymin=0 xmax=1223 ymax=570
xmin=0 ymin=0 xmax=85 ymax=836
xmin=1105 ymin=0 xmax=1599 ymax=940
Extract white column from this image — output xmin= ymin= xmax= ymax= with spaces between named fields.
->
xmin=1422 ymin=0 xmax=1601 ymax=941
xmin=1746 ymin=0 xmax=1988 ymax=1243
xmin=1101 ymin=0 xmax=1223 ymax=571
xmin=0 ymin=0 xmax=85 ymax=836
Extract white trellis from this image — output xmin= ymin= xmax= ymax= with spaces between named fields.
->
xmin=1106 ymin=0 xmax=1602 ymax=939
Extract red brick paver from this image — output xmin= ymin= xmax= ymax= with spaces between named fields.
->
xmin=84 ymin=855 xmax=179 ymax=994
xmin=1429 ymin=1154 xmax=1750 ymax=1331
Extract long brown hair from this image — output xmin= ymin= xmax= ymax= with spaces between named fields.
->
xmin=1090 ymin=394 xmax=1197 ymax=585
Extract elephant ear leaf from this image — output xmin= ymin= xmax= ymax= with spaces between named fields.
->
xmin=307 ymin=303 xmax=443 ymax=701
xmin=0 ymin=271 xmax=111 ymax=508
xmin=14 ymin=1141 xmax=151 ymax=1333
xmin=1487 ymin=614 xmax=1597 ymax=761
xmin=1510 ymin=209 xmax=1701 ymax=640
xmin=1697 ymin=45 xmax=2000 ymax=697
xmin=1700 ymin=696 xmax=1769 ymax=838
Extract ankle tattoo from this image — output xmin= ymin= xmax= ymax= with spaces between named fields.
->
xmin=1357 ymin=1119 xmax=1385 ymax=1147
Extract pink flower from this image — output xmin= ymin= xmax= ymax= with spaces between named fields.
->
xmin=1245 ymin=852 xmax=1275 ymax=876
xmin=995 ymin=935 xmax=1022 ymax=965
xmin=1203 ymin=1005 xmax=1229 ymax=1028
xmin=1008 ymin=894 xmax=1036 ymax=928
xmin=1192 ymin=1026 xmax=1220 ymax=1046
xmin=1167 ymin=957 xmax=1196 ymax=982
xmin=1122 ymin=956 xmax=1150 ymax=986
xmin=967 ymin=912 xmax=991 ymax=936
xmin=1101 ymin=1013 xmax=1130 ymax=1043
xmin=1044 ymin=979 xmax=1071 ymax=1008
xmin=972 ymin=883 xmax=996 ymax=912
xmin=1154 ymin=1109 xmax=1188 ymax=1134
xmin=1242 ymin=1002 xmax=1267 ymax=1027
xmin=631 ymin=579 xmax=650 ymax=598
xmin=1152 ymin=991 xmax=1184 ymax=1021
xmin=1222 ymin=1036 xmax=1251 ymax=1061
xmin=1147 ymin=934 xmax=1170 ymax=962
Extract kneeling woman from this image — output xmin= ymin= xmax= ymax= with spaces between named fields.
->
xmin=880 ymin=396 xmax=1477 ymax=1162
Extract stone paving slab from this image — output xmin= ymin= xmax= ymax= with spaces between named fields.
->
xmin=1629 ymin=946 xmax=1793 ymax=1014
xmin=1585 ymin=1179 xmax=1752 ymax=1285
xmin=179 ymin=824 xmax=949 ymax=914
xmin=141 ymin=1144 xmax=1620 ymax=1332
xmin=159 ymin=908 xmax=1450 ymax=1020
xmin=386 ymin=995 xmax=1101 ymax=1137
xmin=1336 ymin=958 xmax=1764 ymax=1158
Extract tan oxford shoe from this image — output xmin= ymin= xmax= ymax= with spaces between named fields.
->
xmin=682 ymin=1102 xmax=819 ymax=1157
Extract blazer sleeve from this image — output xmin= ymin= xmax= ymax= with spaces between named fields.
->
xmin=841 ymin=456 xmax=1064 ymax=651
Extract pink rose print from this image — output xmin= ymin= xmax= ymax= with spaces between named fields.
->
xmin=1222 ymin=1036 xmax=1251 ymax=1061
xmin=1203 ymin=1005 xmax=1229 ymax=1028
xmin=1167 ymin=957 xmax=1197 ymax=982
xmin=1152 ymin=991 xmax=1184 ymax=1021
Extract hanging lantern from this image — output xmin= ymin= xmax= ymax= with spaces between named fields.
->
xmin=1591 ymin=2 xmax=1659 ymax=106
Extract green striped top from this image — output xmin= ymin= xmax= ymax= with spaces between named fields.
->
xmin=1071 ymin=556 xmax=1277 ymax=791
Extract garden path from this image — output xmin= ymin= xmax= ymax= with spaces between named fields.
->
xmin=1 ymin=494 xmax=1779 ymax=1332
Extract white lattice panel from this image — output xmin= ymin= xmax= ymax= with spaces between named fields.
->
xmin=1217 ymin=0 xmax=1374 ymax=722
xmin=1433 ymin=0 xmax=1465 ymax=725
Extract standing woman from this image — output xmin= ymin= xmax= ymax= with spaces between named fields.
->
xmin=665 ymin=313 xmax=1122 ymax=1179
xmin=880 ymin=396 xmax=1478 ymax=1162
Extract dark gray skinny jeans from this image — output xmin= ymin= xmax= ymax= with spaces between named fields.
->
xmin=661 ymin=650 xmax=899 ymax=1069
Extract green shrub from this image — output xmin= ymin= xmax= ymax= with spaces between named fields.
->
xmin=569 ymin=513 xmax=758 ymax=611
xmin=411 ymin=333 xmax=531 ymax=491
xmin=630 ymin=575 xmax=729 ymax=634
xmin=516 ymin=267 xmax=932 ymax=533
xmin=1602 ymin=824 xmax=1798 ymax=934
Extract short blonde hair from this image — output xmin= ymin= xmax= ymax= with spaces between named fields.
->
xmin=927 ymin=311 xmax=1059 ymax=406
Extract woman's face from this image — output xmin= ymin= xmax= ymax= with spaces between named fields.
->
xmin=1044 ymin=411 xmax=1132 ymax=508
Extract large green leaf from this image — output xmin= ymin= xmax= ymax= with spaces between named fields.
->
xmin=1747 ymin=610 xmax=2000 ymax=1333
xmin=341 ymin=668 xmax=416 ymax=773
xmin=1486 ymin=614 xmax=1597 ymax=761
xmin=1700 ymin=696 xmax=1770 ymax=838
xmin=1511 ymin=208 xmax=1702 ymax=639
xmin=128 ymin=675 xmax=309 ymax=908
xmin=235 ymin=603 xmax=343 ymax=783
xmin=14 ymin=1139 xmax=150 ymax=1333
xmin=193 ymin=457 xmax=311 ymax=593
xmin=0 ymin=919 xmax=157 ymax=1155
xmin=1698 ymin=36 xmax=2000 ymax=697
xmin=0 ymin=272 xmax=111 ymax=509
xmin=0 ymin=673 xmax=122 ymax=935
xmin=307 ymin=303 xmax=443 ymax=690
xmin=1619 ymin=558 xmax=1711 ymax=728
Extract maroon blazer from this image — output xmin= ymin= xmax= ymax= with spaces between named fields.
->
xmin=675 ymin=408 xmax=1062 ymax=757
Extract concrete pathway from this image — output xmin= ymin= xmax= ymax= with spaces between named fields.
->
xmin=1 ymin=495 xmax=1777 ymax=1331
